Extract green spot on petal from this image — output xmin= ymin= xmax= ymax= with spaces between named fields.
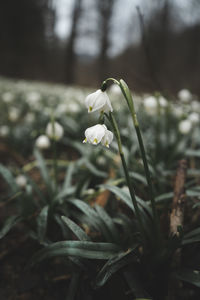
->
xmin=89 ymin=106 xmax=93 ymax=112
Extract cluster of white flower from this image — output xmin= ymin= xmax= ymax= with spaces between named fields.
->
xmin=83 ymin=89 xmax=114 ymax=148
xmin=143 ymin=96 xmax=168 ymax=115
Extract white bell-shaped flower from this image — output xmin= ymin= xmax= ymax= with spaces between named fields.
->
xmin=101 ymin=128 xmax=113 ymax=148
xmin=85 ymin=89 xmax=113 ymax=113
xmin=178 ymin=119 xmax=192 ymax=134
xmin=83 ymin=124 xmax=113 ymax=147
xmin=16 ymin=175 xmax=27 ymax=188
xmin=35 ymin=135 xmax=50 ymax=149
xmin=46 ymin=121 xmax=64 ymax=141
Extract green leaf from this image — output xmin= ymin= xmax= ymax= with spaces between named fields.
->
xmin=0 ymin=215 xmax=22 ymax=239
xmin=155 ymin=192 xmax=174 ymax=203
xmin=30 ymin=241 xmax=121 ymax=266
xmin=95 ymin=247 xmax=138 ymax=288
xmin=175 ymin=268 xmax=200 ymax=288
xmin=62 ymin=162 xmax=75 ymax=191
xmin=61 ymin=216 xmax=91 ymax=241
xmin=37 ymin=206 xmax=49 ymax=243
xmin=84 ymin=159 xmax=107 ymax=178
xmin=34 ymin=149 xmax=52 ymax=190
xmin=100 ymin=184 xmax=152 ymax=215
xmin=129 ymin=172 xmax=148 ymax=186
xmin=95 ymin=204 xmax=119 ymax=242
xmin=66 ymin=272 xmax=81 ymax=300
xmin=0 ymin=164 xmax=18 ymax=193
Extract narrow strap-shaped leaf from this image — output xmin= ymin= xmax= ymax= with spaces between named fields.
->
xmin=0 ymin=215 xmax=22 ymax=239
xmin=174 ymin=268 xmax=200 ymax=288
xmin=95 ymin=247 xmax=138 ymax=288
xmin=37 ymin=206 xmax=49 ymax=243
xmin=84 ymin=159 xmax=107 ymax=178
xmin=34 ymin=149 xmax=52 ymax=191
xmin=62 ymin=162 xmax=75 ymax=191
xmin=66 ymin=272 xmax=81 ymax=300
xmin=95 ymin=205 xmax=119 ymax=242
xmin=30 ymin=241 xmax=120 ymax=266
xmin=61 ymin=216 xmax=91 ymax=241
xmin=129 ymin=172 xmax=148 ymax=186
xmin=0 ymin=164 xmax=18 ymax=193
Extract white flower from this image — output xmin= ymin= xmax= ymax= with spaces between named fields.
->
xmin=143 ymin=96 xmax=157 ymax=115
xmin=25 ymin=112 xmax=35 ymax=123
xmin=158 ymin=96 xmax=168 ymax=107
xmin=188 ymin=112 xmax=199 ymax=124
xmin=83 ymin=124 xmax=113 ymax=148
xmin=85 ymin=90 xmax=113 ymax=113
xmin=8 ymin=107 xmax=20 ymax=122
xmin=178 ymin=89 xmax=192 ymax=103
xmin=16 ymin=175 xmax=27 ymax=188
xmin=35 ymin=135 xmax=50 ymax=149
xmin=0 ymin=125 xmax=9 ymax=137
xmin=46 ymin=122 xmax=64 ymax=141
xmin=2 ymin=92 xmax=14 ymax=103
xmin=179 ymin=119 xmax=192 ymax=134
xmin=109 ymin=84 xmax=121 ymax=96
xmin=173 ymin=106 xmax=184 ymax=118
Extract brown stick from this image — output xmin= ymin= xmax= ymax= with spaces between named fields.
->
xmin=168 ymin=159 xmax=187 ymax=299
xmin=170 ymin=159 xmax=187 ymax=235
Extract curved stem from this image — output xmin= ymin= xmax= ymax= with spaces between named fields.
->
xmin=108 ymin=112 xmax=146 ymax=240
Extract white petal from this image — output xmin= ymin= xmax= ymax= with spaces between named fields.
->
xmin=101 ymin=129 xmax=113 ymax=147
xmin=85 ymin=124 xmax=106 ymax=144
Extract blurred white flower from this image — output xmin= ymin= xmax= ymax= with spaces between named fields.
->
xmin=8 ymin=107 xmax=20 ymax=122
xmin=2 ymin=92 xmax=14 ymax=103
xmin=85 ymin=90 xmax=113 ymax=113
xmin=188 ymin=112 xmax=200 ymax=125
xmin=178 ymin=89 xmax=192 ymax=103
xmin=46 ymin=121 xmax=64 ymax=141
xmin=158 ymin=96 xmax=168 ymax=107
xmin=26 ymin=91 xmax=41 ymax=103
xmin=16 ymin=175 xmax=27 ymax=188
xmin=0 ymin=125 xmax=9 ymax=137
xmin=68 ymin=102 xmax=80 ymax=113
xmin=143 ymin=96 xmax=157 ymax=115
xmin=109 ymin=84 xmax=121 ymax=95
xmin=179 ymin=119 xmax=192 ymax=134
xmin=83 ymin=124 xmax=113 ymax=148
xmin=35 ymin=135 xmax=50 ymax=149
xmin=97 ymin=155 xmax=107 ymax=166
xmin=173 ymin=106 xmax=184 ymax=118
xmin=191 ymin=100 xmax=200 ymax=112
xmin=25 ymin=112 xmax=35 ymax=123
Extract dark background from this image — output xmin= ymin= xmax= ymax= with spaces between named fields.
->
xmin=0 ymin=0 xmax=200 ymax=94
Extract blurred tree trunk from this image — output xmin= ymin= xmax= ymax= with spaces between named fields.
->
xmin=97 ymin=0 xmax=114 ymax=82
xmin=65 ymin=0 xmax=82 ymax=84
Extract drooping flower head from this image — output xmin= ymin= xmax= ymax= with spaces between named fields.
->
xmin=83 ymin=124 xmax=113 ymax=148
xmin=85 ymin=89 xmax=113 ymax=113
xmin=46 ymin=121 xmax=64 ymax=141
xmin=35 ymin=135 xmax=50 ymax=149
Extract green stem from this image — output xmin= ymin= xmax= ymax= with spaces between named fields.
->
xmin=118 ymin=80 xmax=160 ymax=237
xmin=108 ymin=112 xmax=146 ymax=240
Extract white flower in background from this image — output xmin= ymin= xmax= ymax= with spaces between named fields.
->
xmin=97 ymin=155 xmax=106 ymax=166
xmin=56 ymin=103 xmax=69 ymax=115
xmin=16 ymin=175 xmax=27 ymax=188
xmin=2 ymin=92 xmax=14 ymax=103
xmin=158 ymin=96 xmax=168 ymax=108
xmin=35 ymin=135 xmax=50 ymax=149
xmin=178 ymin=89 xmax=192 ymax=103
xmin=46 ymin=121 xmax=64 ymax=141
xmin=8 ymin=107 xmax=20 ymax=122
xmin=0 ymin=125 xmax=9 ymax=137
xmin=25 ymin=112 xmax=35 ymax=123
xmin=179 ymin=119 xmax=192 ymax=134
xmin=83 ymin=124 xmax=113 ymax=148
xmin=85 ymin=90 xmax=113 ymax=113
xmin=68 ymin=102 xmax=80 ymax=113
xmin=188 ymin=112 xmax=200 ymax=125
xmin=26 ymin=91 xmax=41 ymax=104
xmin=191 ymin=100 xmax=200 ymax=112
xmin=143 ymin=96 xmax=157 ymax=115
xmin=109 ymin=84 xmax=121 ymax=96
xmin=173 ymin=106 xmax=184 ymax=118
